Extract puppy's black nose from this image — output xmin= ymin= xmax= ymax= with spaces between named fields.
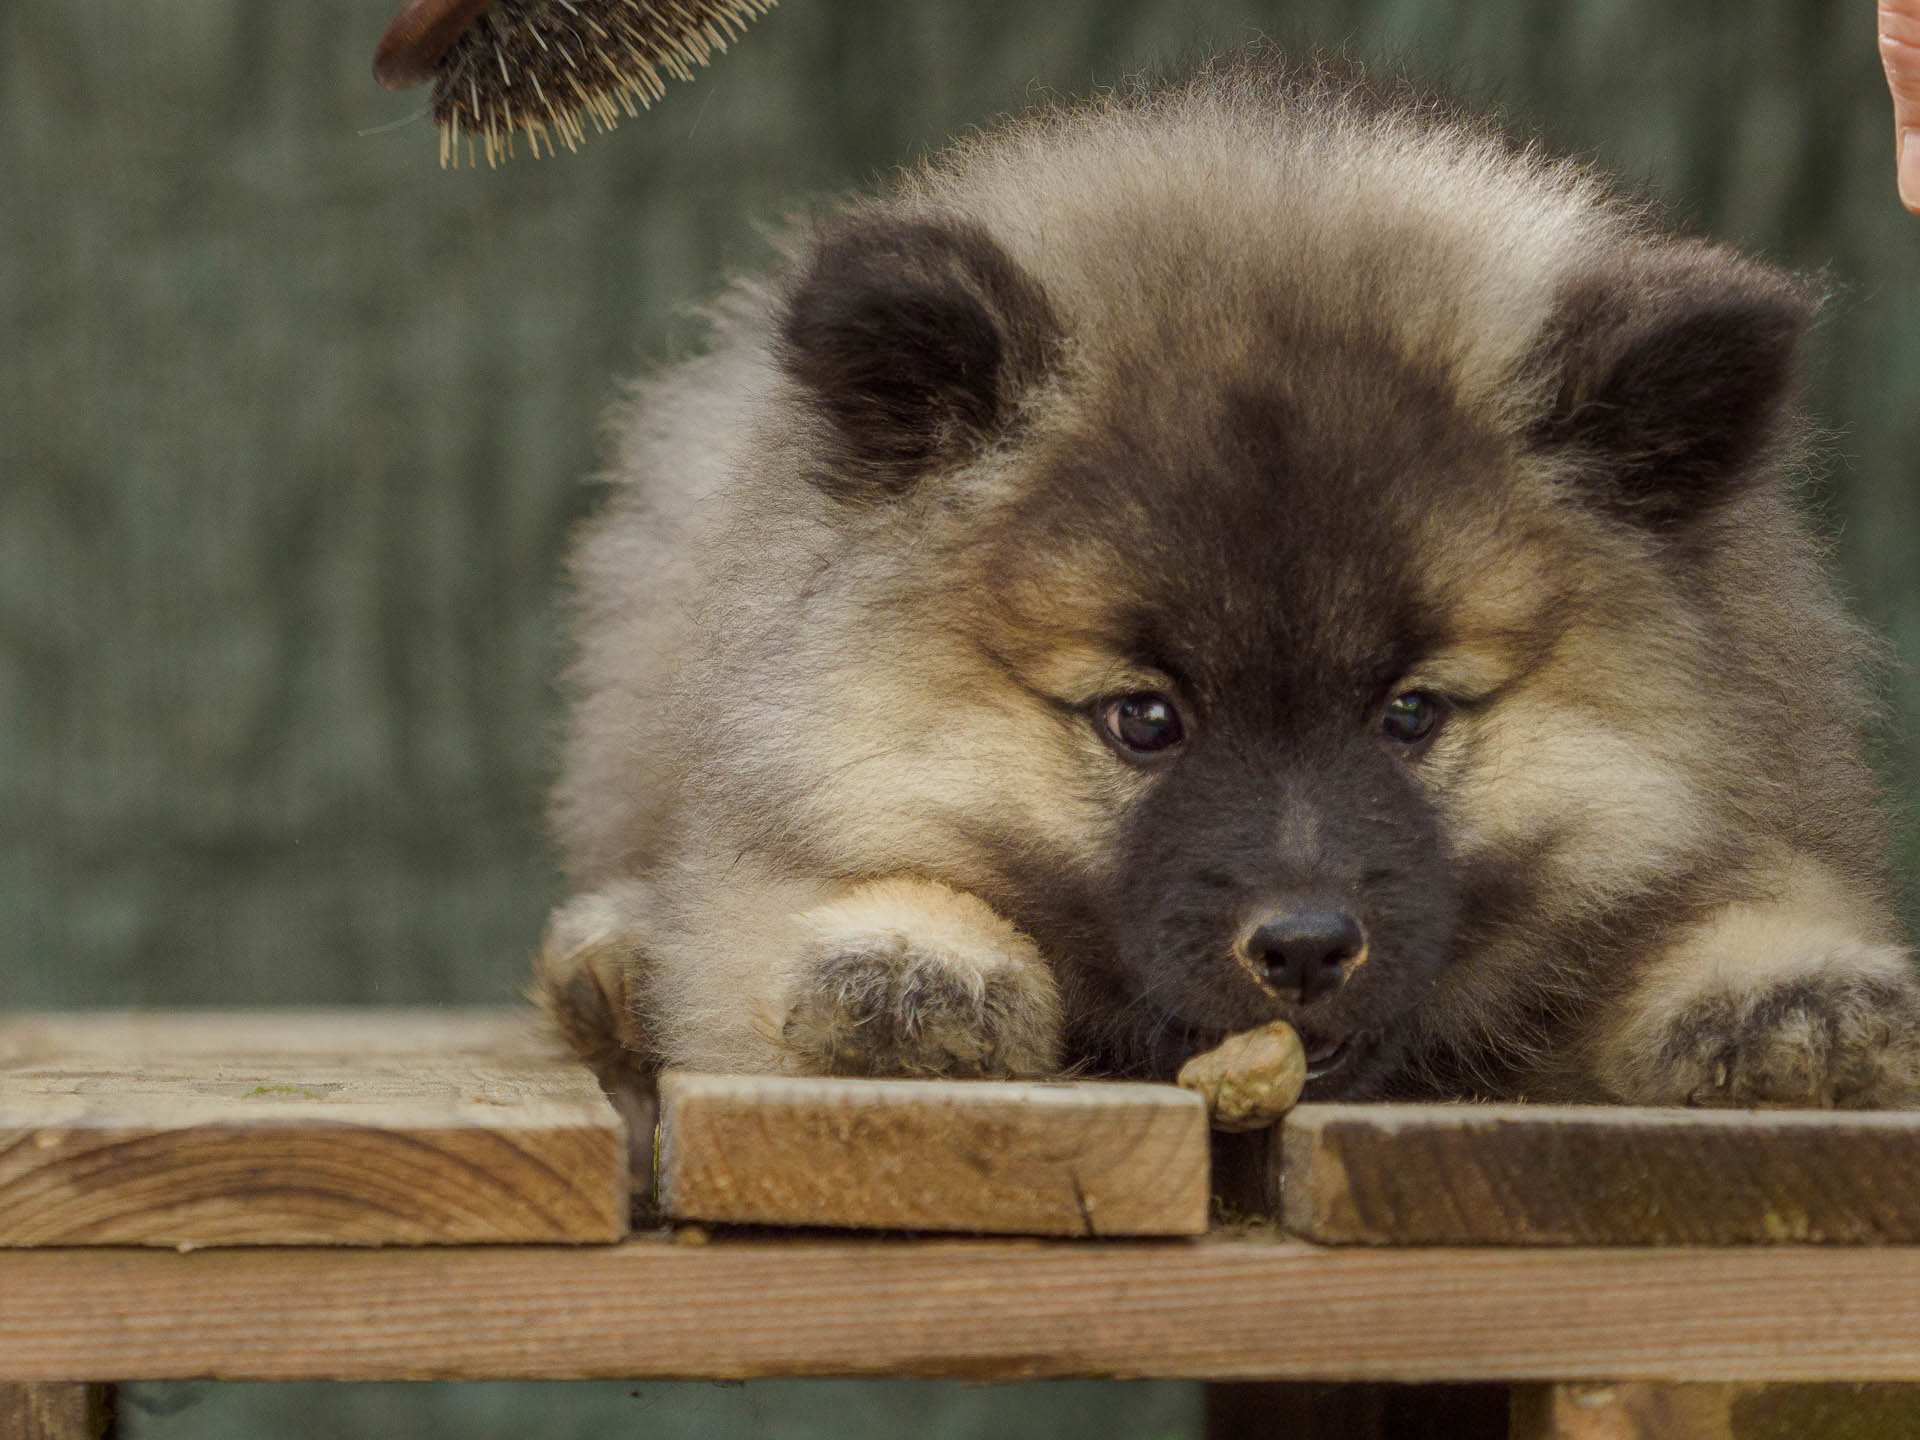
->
xmin=1244 ymin=910 xmax=1365 ymax=1003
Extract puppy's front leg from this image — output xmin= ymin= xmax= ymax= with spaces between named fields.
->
xmin=534 ymin=882 xmax=662 ymax=1207
xmin=781 ymin=877 xmax=1063 ymax=1078
xmin=536 ymin=882 xmax=655 ymax=1077
xmin=1595 ymin=860 xmax=1920 ymax=1108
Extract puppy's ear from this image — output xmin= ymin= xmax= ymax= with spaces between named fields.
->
xmin=778 ymin=216 xmax=1059 ymax=498
xmin=1525 ymin=246 xmax=1816 ymax=530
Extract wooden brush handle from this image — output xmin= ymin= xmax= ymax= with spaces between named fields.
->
xmin=373 ymin=0 xmax=493 ymax=91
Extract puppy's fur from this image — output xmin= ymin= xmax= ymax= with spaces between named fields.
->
xmin=541 ymin=58 xmax=1920 ymax=1109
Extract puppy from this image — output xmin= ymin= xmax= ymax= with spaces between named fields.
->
xmin=540 ymin=57 xmax=1920 ymax=1113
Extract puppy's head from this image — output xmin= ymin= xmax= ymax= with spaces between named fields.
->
xmin=771 ymin=194 xmax=1813 ymax=1094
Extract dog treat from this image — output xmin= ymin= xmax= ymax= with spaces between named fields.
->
xmin=1177 ymin=1022 xmax=1308 ymax=1132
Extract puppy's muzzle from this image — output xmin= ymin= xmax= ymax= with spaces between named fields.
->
xmin=1239 ymin=908 xmax=1367 ymax=1004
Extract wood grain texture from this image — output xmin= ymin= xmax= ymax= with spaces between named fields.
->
xmin=0 ymin=1009 xmax=627 ymax=1246
xmin=0 ymin=1384 xmax=112 ymax=1440
xmin=1510 ymin=1382 xmax=1920 ymax=1440
xmin=657 ymin=1071 xmax=1209 ymax=1236
xmin=1282 ymin=1103 xmax=1920 ymax=1245
xmin=16 ymin=1237 xmax=1920 ymax=1383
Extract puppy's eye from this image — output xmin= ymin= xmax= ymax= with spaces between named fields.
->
xmin=1101 ymin=693 xmax=1185 ymax=755
xmin=1381 ymin=691 xmax=1444 ymax=747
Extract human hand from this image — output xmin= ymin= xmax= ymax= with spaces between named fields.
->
xmin=1883 ymin=0 xmax=1920 ymax=212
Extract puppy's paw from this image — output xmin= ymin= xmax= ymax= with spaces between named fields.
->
xmin=780 ymin=880 xmax=1062 ymax=1078
xmin=1637 ymin=954 xmax=1920 ymax=1109
xmin=782 ymin=942 xmax=1059 ymax=1077
xmin=535 ymin=886 xmax=664 ymax=1222
xmin=534 ymin=885 xmax=653 ymax=1076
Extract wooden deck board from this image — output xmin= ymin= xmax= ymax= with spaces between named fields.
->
xmin=1281 ymin=1103 xmax=1920 ymax=1246
xmin=657 ymin=1071 xmax=1210 ymax=1236
xmin=10 ymin=1235 xmax=1920 ymax=1383
xmin=0 ymin=1010 xmax=627 ymax=1246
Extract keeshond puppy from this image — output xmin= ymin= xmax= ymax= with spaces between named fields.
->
xmin=538 ymin=57 xmax=1920 ymax=1112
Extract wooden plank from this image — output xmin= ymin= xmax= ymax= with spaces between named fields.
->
xmin=657 ymin=1071 xmax=1210 ymax=1236
xmin=0 ymin=1009 xmax=627 ymax=1246
xmin=0 ymin=1384 xmax=112 ymax=1440
xmin=1510 ymin=1381 xmax=1920 ymax=1440
xmin=17 ymin=1237 xmax=1920 ymax=1383
xmin=1282 ymin=1103 xmax=1920 ymax=1245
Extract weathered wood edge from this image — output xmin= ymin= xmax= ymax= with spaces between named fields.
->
xmin=0 ymin=1007 xmax=632 ymax=1247
xmin=656 ymin=1071 xmax=1210 ymax=1237
xmin=14 ymin=1236 xmax=1920 ymax=1383
xmin=0 ymin=1123 xmax=631 ymax=1247
xmin=1280 ymin=1103 xmax=1920 ymax=1246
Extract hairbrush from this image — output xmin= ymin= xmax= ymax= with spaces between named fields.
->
xmin=375 ymin=0 xmax=775 ymax=167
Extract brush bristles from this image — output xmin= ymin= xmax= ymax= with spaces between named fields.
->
xmin=432 ymin=0 xmax=775 ymax=168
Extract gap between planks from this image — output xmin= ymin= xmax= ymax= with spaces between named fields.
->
xmin=658 ymin=1080 xmax=1920 ymax=1244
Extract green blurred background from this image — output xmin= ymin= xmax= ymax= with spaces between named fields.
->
xmin=4 ymin=0 xmax=1915 ymax=1434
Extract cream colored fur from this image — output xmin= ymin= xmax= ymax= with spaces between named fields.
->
xmin=540 ymin=60 xmax=1918 ymax=1108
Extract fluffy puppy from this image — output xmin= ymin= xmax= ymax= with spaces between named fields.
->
xmin=540 ymin=57 xmax=1920 ymax=1111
